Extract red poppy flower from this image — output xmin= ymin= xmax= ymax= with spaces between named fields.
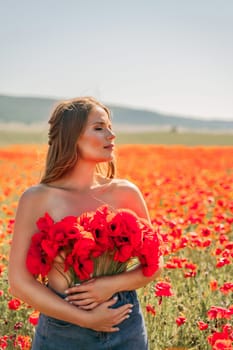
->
xmin=14 ymin=335 xmax=31 ymax=350
xmin=210 ymin=280 xmax=218 ymax=291
xmin=135 ymin=221 xmax=161 ymax=276
xmin=216 ymin=257 xmax=231 ymax=268
xmin=184 ymin=262 xmax=197 ymax=270
xmin=8 ymin=298 xmax=21 ymax=310
xmin=26 ymin=231 xmax=52 ymax=276
xmin=65 ymin=232 xmax=95 ymax=281
xmin=28 ymin=311 xmax=39 ymax=326
xmin=212 ymin=339 xmax=233 ymax=350
xmin=201 ymin=227 xmax=211 ymax=237
xmin=208 ymin=324 xmax=233 ymax=348
xmin=146 ymin=304 xmax=156 ymax=316
xmin=220 ymin=282 xmax=233 ymax=295
xmin=202 ymin=239 xmax=211 ymax=247
xmin=0 ymin=264 xmax=5 ymax=276
xmin=154 ymin=281 xmax=173 ymax=297
xmin=184 ymin=270 xmax=197 ymax=278
xmin=45 ymin=216 xmax=82 ymax=253
xmin=14 ymin=322 xmax=23 ymax=330
xmin=0 ymin=337 xmax=8 ymax=350
xmin=109 ymin=209 xmax=143 ymax=262
xmin=137 ymin=235 xmax=161 ymax=276
xmin=36 ymin=212 xmax=54 ymax=232
xmin=176 ymin=316 xmax=186 ymax=326
xmin=197 ymin=321 xmax=208 ymax=330
xmin=207 ymin=306 xmax=233 ymax=320
xmin=85 ymin=206 xmax=114 ymax=255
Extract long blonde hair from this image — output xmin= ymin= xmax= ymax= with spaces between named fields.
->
xmin=40 ymin=97 xmax=115 ymax=184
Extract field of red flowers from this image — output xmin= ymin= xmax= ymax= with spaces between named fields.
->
xmin=0 ymin=144 xmax=233 ymax=350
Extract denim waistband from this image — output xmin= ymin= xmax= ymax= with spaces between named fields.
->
xmin=47 ymin=284 xmax=67 ymax=298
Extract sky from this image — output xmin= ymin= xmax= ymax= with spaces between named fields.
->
xmin=1 ymin=0 xmax=233 ymax=120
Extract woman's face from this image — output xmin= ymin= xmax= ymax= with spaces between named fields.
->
xmin=77 ymin=106 xmax=115 ymax=163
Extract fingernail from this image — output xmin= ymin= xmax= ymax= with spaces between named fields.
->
xmin=64 ymin=290 xmax=68 ymax=294
xmin=130 ymin=304 xmax=134 ymax=307
xmin=65 ymin=297 xmax=69 ymax=301
xmin=126 ymin=315 xmax=130 ymax=318
xmin=113 ymin=296 xmax=118 ymax=300
xmin=128 ymin=309 xmax=133 ymax=313
xmin=75 ymin=283 xmax=80 ymax=286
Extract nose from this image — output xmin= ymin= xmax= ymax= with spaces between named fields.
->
xmin=107 ymin=128 xmax=116 ymax=140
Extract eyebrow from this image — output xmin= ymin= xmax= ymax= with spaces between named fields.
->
xmin=91 ymin=121 xmax=112 ymax=127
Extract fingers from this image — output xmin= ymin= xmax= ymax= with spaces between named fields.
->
xmin=117 ymin=304 xmax=133 ymax=320
xmin=65 ymin=292 xmax=90 ymax=302
xmin=88 ymin=301 xmax=134 ymax=333
xmin=65 ymin=285 xmax=86 ymax=295
xmin=65 ymin=280 xmax=95 ymax=295
xmin=82 ymin=278 xmax=96 ymax=284
xmin=102 ymin=307 xmax=132 ymax=332
xmin=70 ymin=298 xmax=94 ymax=306
xmin=105 ymin=296 xmax=118 ymax=307
xmin=104 ymin=299 xmax=134 ymax=321
xmin=108 ymin=327 xmax=120 ymax=332
xmin=78 ymin=302 xmax=98 ymax=310
xmin=113 ymin=304 xmax=134 ymax=325
xmin=116 ymin=313 xmax=130 ymax=324
xmin=105 ymin=296 xmax=133 ymax=309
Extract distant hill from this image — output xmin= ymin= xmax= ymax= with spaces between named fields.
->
xmin=0 ymin=95 xmax=56 ymax=124
xmin=1 ymin=94 xmax=233 ymax=131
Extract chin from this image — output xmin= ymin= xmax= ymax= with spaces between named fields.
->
xmin=97 ymin=155 xmax=114 ymax=163
xmin=100 ymin=157 xmax=113 ymax=163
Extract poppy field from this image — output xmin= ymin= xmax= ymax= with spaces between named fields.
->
xmin=0 ymin=144 xmax=233 ymax=350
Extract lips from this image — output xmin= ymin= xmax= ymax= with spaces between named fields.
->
xmin=104 ymin=144 xmax=114 ymax=149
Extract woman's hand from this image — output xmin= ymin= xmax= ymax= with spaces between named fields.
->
xmin=64 ymin=276 xmax=117 ymax=310
xmin=82 ymin=297 xmax=133 ymax=332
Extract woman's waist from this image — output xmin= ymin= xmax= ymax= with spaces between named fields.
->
xmin=47 ymin=268 xmax=71 ymax=294
xmin=47 ymin=283 xmax=138 ymax=307
xmin=47 ymin=262 xmax=130 ymax=294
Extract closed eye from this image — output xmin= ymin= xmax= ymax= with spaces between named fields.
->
xmin=94 ymin=123 xmax=112 ymax=131
xmin=94 ymin=127 xmax=103 ymax=131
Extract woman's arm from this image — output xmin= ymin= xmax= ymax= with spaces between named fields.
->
xmin=65 ymin=181 xmax=163 ymax=309
xmin=65 ymin=258 xmax=163 ymax=309
xmin=8 ymin=188 xmax=133 ymax=332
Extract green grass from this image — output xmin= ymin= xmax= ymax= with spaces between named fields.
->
xmin=0 ymin=129 xmax=233 ymax=146
xmin=116 ymin=131 xmax=233 ymax=145
xmin=0 ymin=129 xmax=47 ymax=146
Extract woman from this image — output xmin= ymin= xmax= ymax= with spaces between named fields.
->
xmin=9 ymin=97 xmax=163 ymax=349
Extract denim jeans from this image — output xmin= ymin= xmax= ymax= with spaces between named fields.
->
xmin=31 ymin=289 xmax=148 ymax=350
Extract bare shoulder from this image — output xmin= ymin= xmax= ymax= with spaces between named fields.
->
xmin=19 ymin=184 xmax=48 ymax=206
xmin=110 ymin=179 xmax=150 ymax=220
xmin=111 ymin=178 xmax=135 ymax=188
xmin=110 ymin=178 xmax=141 ymax=195
xmin=98 ymin=175 xmax=138 ymax=193
xmin=16 ymin=184 xmax=50 ymax=225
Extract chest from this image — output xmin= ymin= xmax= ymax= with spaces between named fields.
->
xmin=45 ymin=187 xmax=121 ymax=222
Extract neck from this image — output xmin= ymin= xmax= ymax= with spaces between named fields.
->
xmin=56 ymin=161 xmax=100 ymax=192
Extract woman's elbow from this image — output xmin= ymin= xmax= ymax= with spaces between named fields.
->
xmin=8 ymin=273 xmax=23 ymax=298
xmin=8 ymin=283 xmax=20 ymax=300
xmin=8 ymin=268 xmax=33 ymax=299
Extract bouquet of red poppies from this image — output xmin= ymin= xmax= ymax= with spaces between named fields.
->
xmin=26 ymin=205 xmax=161 ymax=286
